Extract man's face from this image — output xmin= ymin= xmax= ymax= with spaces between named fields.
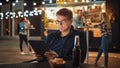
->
xmin=56 ymin=15 xmax=72 ymax=32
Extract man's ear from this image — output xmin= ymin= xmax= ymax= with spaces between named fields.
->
xmin=71 ymin=19 xmax=73 ymax=22
xmin=70 ymin=20 xmax=73 ymax=24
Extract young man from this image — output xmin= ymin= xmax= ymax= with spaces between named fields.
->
xmin=37 ymin=8 xmax=87 ymax=64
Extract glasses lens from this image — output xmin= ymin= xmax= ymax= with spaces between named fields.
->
xmin=56 ymin=19 xmax=67 ymax=24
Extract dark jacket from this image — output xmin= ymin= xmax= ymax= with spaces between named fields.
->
xmin=46 ymin=26 xmax=87 ymax=63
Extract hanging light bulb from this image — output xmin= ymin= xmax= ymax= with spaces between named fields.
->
xmin=75 ymin=0 xmax=78 ymax=2
xmin=12 ymin=3 xmax=16 ymax=6
xmin=0 ymin=13 xmax=4 ymax=19
xmin=9 ymin=12 xmax=13 ymax=19
xmin=6 ymin=0 xmax=9 ymax=2
xmin=16 ymin=16 xmax=18 ymax=18
xmin=64 ymin=2 xmax=67 ymax=4
xmin=82 ymin=0 xmax=85 ymax=2
xmin=29 ymin=11 xmax=34 ymax=16
xmin=10 ymin=16 xmax=13 ymax=19
xmin=1 ymin=17 xmax=3 ymax=20
xmin=0 ymin=2 xmax=2 ymax=6
xmin=12 ymin=12 xmax=16 ymax=18
xmin=86 ymin=0 xmax=90 ymax=2
xmin=84 ymin=6 xmax=88 ymax=11
xmin=38 ymin=10 xmax=42 ymax=15
xmin=34 ymin=8 xmax=38 ymax=10
xmin=42 ymin=1 xmax=45 ymax=5
xmin=16 ymin=0 xmax=19 ymax=3
xmin=5 ymin=11 xmax=10 ymax=18
xmin=33 ymin=2 xmax=36 ymax=6
xmin=6 ymin=17 xmax=8 ymax=19
xmin=24 ymin=3 xmax=27 ymax=6
xmin=49 ymin=0 xmax=52 ymax=3
xmin=18 ymin=11 xmax=22 ymax=17
xmin=21 ymin=15 xmax=23 ymax=18
xmin=33 ymin=9 xmax=39 ymax=16
xmin=24 ymin=10 xmax=29 ymax=17
xmin=92 ymin=4 xmax=96 ymax=9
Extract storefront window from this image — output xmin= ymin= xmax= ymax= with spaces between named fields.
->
xmin=42 ymin=1 xmax=105 ymax=37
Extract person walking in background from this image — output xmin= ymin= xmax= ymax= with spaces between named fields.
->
xmin=18 ymin=16 xmax=35 ymax=55
xmin=94 ymin=12 xmax=112 ymax=68
xmin=72 ymin=9 xmax=85 ymax=30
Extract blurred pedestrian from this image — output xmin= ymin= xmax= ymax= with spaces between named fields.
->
xmin=72 ymin=9 xmax=85 ymax=30
xmin=18 ymin=17 xmax=35 ymax=55
xmin=95 ymin=12 xmax=112 ymax=68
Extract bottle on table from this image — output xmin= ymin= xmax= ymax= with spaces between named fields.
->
xmin=72 ymin=35 xmax=81 ymax=68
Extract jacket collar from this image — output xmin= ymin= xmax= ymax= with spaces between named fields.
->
xmin=55 ymin=26 xmax=75 ymax=38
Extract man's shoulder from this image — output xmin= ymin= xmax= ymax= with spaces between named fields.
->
xmin=48 ymin=32 xmax=55 ymax=36
xmin=46 ymin=31 xmax=59 ymax=42
xmin=73 ymin=30 xmax=86 ymax=37
xmin=73 ymin=30 xmax=85 ymax=34
xmin=73 ymin=30 xmax=86 ymax=40
xmin=47 ymin=30 xmax=59 ymax=37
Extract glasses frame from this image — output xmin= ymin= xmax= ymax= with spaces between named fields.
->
xmin=56 ymin=19 xmax=70 ymax=24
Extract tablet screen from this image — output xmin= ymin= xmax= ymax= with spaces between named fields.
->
xmin=29 ymin=40 xmax=49 ymax=56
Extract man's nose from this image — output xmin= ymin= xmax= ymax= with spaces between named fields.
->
xmin=58 ymin=22 xmax=62 ymax=25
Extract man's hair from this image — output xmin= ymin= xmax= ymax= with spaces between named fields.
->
xmin=56 ymin=8 xmax=73 ymax=20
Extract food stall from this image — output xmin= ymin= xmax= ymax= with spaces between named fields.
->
xmin=41 ymin=0 xmax=105 ymax=64
xmin=42 ymin=1 xmax=105 ymax=38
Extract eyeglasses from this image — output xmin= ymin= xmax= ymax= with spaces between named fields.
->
xmin=56 ymin=19 xmax=70 ymax=24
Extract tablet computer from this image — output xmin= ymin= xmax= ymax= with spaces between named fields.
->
xmin=29 ymin=40 xmax=49 ymax=56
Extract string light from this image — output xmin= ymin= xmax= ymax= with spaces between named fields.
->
xmin=84 ymin=6 xmax=88 ymax=11
xmin=33 ymin=8 xmax=39 ymax=15
xmin=75 ymin=0 xmax=78 ymax=2
xmin=6 ymin=0 xmax=9 ymax=2
xmin=18 ymin=11 xmax=23 ymax=17
xmin=0 ymin=9 xmax=42 ymax=19
xmin=16 ymin=0 xmax=19 ymax=3
xmin=0 ymin=12 xmax=4 ymax=19
xmin=49 ymin=0 xmax=52 ymax=3
xmin=64 ymin=2 xmax=67 ymax=4
xmin=0 ymin=2 xmax=2 ymax=6
xmin=42 ymin=1 xmax=45 ymax=5
xmin=0 ymin=0 xmax=47 ymax=19
xmin=6 ymin=17 xmax=8 ymax=19
xmin=33 ymin=2 xmax=36 ymax=6
xmin=24 ymin=10 xmax=29 ymax=17
xmin=12 ymin=3 xmax=16 ymax=6
xmin=16 ymin=16 xmax=18 ymax=18
xmin=38 ymin=10 xmax=42 ymax=15
xmin=24 ymin=3 xmax=27 ymax=6
xmin=0 ymin=0 xmax=105 ymax=19
xmin=82 ymin=0 xmax=85 ymax=2
xmin=86 ymin=0 xmax=90 ymax=2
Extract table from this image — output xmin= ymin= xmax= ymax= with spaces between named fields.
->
xmin=0 ymin=61 xmax=90 ymax=68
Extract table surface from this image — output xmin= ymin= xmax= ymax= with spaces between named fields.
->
xmin=0 ymin=61 xmax=90 ymax=68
